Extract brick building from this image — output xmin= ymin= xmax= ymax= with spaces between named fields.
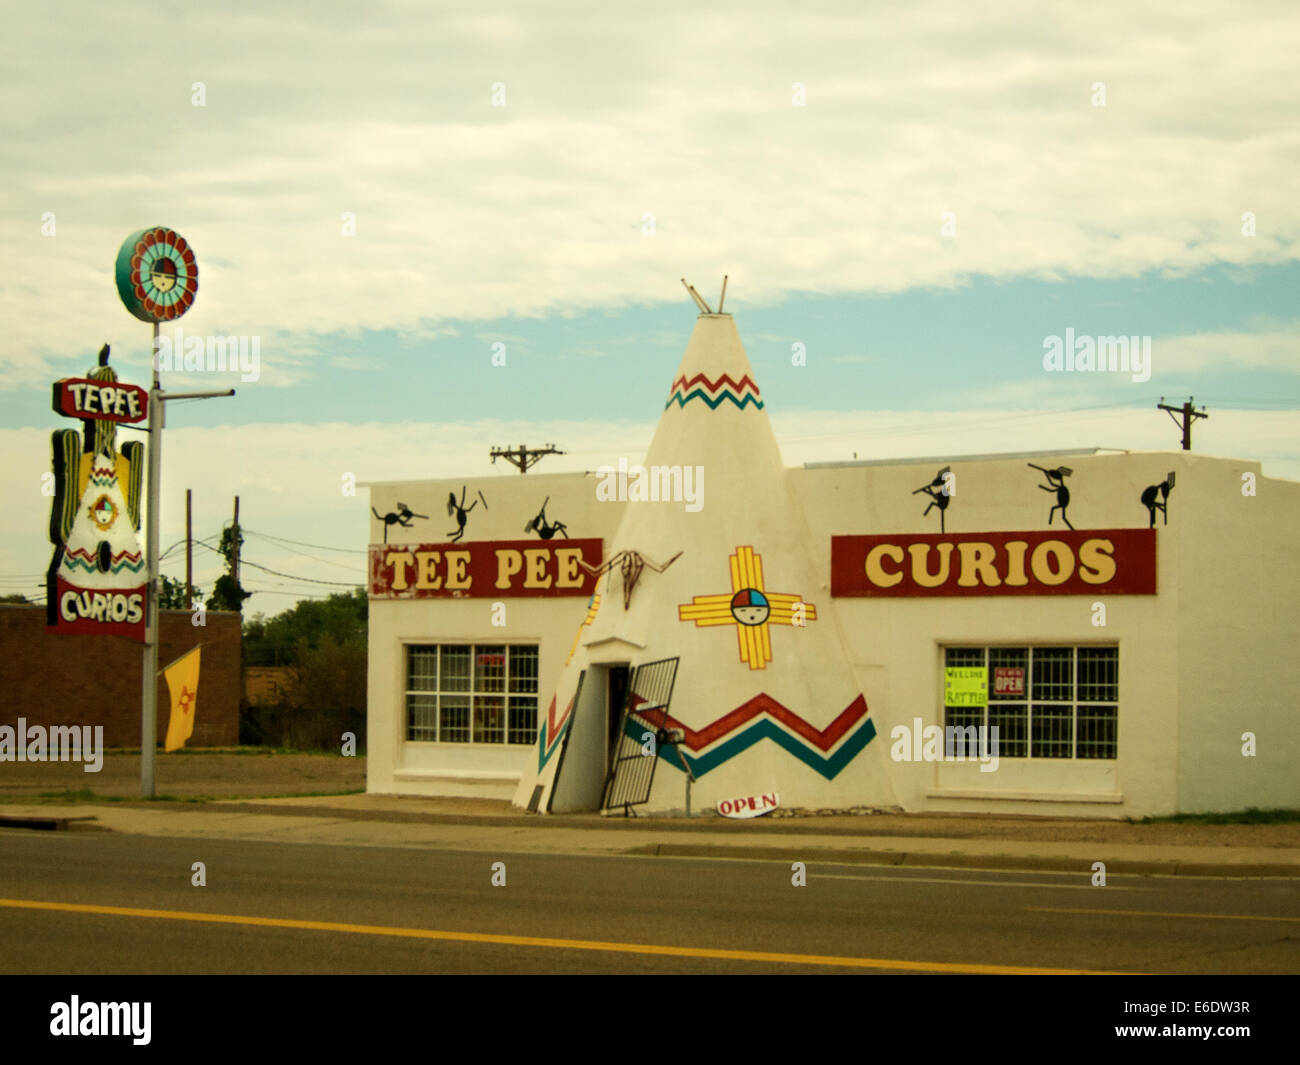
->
xmin=0 ymin=604 xmax=240 ymax=747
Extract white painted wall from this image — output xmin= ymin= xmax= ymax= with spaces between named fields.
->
xmin=1170 ymin=457 xmax=1299 ymax=813
xmin=366 ymin=472 xmax=623 ymax=799
xmin=791 ymin=449 xmax=1295 ymax=817
xmin=367 ymin=451 xmax=1297 ymax=816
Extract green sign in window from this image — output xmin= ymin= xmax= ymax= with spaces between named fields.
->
xmin=944 ymin=667 xmax=988 ymax=707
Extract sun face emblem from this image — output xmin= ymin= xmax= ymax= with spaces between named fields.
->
xmin=115 ymin=226 xmax=199 ymax=323
xmin=730 ymin=588 xmax=770 ymax=626
xmin=88 ymin=493 xmax=119 ymax=532
xmin=150 ymin=256 xmax=178 ymax=293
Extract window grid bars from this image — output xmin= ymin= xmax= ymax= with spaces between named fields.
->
xmin=943 ymin=645 xmax=1118 ymax=760
xmin=404 ymin=643 xmax=540 ymax=745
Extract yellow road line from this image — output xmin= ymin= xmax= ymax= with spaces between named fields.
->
xmin=0 ymin=897 xmax=1123 ymax=974
xmin=1029 ymin=906 xmax=1300 ymax=923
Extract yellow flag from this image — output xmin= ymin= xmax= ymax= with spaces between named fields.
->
xmin=164 ymin=646 xmax=201 ymax=752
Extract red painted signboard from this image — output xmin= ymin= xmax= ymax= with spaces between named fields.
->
xmin=831 ymin=529 xmax=1156 ymax=597
xmin=369 ymin=538 xmax=602 ymax=599
xmin=51 ymin=577 xmax=146 ymax=639
xmin=52 ymin=377 xmax=149 ymax=424
xmin=993 ymin=666 xmax=1026 ymax=696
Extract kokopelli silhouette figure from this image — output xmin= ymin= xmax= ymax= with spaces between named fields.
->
xmin=1029 ymin=464 xmax=1074 ymax=530
xmin=1140 ymin=472 xmax=1175 ymax=527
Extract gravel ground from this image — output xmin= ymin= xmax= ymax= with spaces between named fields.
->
xmin=0 ymin=749 xmax=365 ymax=800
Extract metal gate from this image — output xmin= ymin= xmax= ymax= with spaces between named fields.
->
xmin=601 ymin=657 xmax=680 ymax=814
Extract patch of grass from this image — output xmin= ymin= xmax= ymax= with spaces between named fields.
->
xmin=0 ymin=789 xmax=134 ymax=804
xmin=233 ymin=789 xmax=368 ymax=800
xmin=1 ymin=787 xmax=368 ymax=806
xmin=37 ymin=790 xmax=209 ymax=804
xmin=3 ymin=789 xmax=218 ymax=806
xmin=102 ymin=746 xmax=366 ymax=757
xmin=1131 ymin=808 xmax=1300 ymax=825
xmin=40 ymin=788 xmax=123 ymax=802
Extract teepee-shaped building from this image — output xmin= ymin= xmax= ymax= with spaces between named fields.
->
xmin=514 ymin=305 xmax=899 ymax=814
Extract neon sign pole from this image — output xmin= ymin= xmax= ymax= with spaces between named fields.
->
xmin=115 ymin=228 xmax=234 ymax=797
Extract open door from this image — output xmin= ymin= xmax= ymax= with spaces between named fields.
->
xmin=550 ymin=663 xmax=632 ymax=813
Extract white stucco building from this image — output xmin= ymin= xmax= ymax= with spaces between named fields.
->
xmin=365 ymin=312 xmax=1299 ymax=819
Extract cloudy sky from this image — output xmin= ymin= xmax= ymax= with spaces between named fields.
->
xmin=2 ymin=0 xmax=1297 ymax=611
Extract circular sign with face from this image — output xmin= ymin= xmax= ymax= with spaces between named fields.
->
xmin=730 ymin=587 xmax=770 ymax=626
xmin=115 ymin=227 xmax=199 ymax=322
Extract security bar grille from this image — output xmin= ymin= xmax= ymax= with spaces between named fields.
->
xmin=943 ymin=645 xmax=1119 ymax=759
xmin=602 ymin=657 xmax=680 ymax=814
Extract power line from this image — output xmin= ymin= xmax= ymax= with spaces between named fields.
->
xmin=242 ymin=530 xmax=367 ymax=572
xmin=239 ymin=559 xmax=362 ymax=587
xmin=242 ymin=528 xmax=368 ymax=554
xmin=241 ymin=588 xmax=335 ymax=599
xmin=193 ymin=541 xmax=360 ymax=587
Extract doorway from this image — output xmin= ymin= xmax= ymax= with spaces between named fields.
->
xmin=607 ymin=664 xmax=631 ymax=771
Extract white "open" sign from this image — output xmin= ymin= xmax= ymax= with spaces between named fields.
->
xmin=717 ymin=793 xmax=779 ymax=819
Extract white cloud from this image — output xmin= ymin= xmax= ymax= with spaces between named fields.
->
xmin=1153 ymin=326 xmax=1300 ymax=374
xmin=3 ymin=0 xmax=1298 ymax=387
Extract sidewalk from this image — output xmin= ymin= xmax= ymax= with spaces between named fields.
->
xmin=3 ymin=789 xmax=1297 ymax=878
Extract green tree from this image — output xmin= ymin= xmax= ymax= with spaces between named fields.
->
xmin=242 ymin=588 xmax=367 ymax=667
xmin=241 ymin=589 xmax=368 ymax=748
xmin=287 ymin=630 xmax=367 ymax=716
xmin=158 ymin=575 xmax=204 ymax=609
xmin=207 ymin=525 xmax=252 ymax=613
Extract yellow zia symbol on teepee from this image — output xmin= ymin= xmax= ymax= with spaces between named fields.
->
xmin=678 ymin=546 xmax=815 ymax=670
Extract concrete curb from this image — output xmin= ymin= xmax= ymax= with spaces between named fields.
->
xmin=626 ymin=842 xmax=1300 ymax=878
xmin=5 ymin=802 xmax=1296 ymax=878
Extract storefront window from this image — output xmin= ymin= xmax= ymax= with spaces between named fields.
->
xmin=943 ymin=645 xmax=1118 ymax=759
xmin=405 ymin=644 xmax=539 ymax=744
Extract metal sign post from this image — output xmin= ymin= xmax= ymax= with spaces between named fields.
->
xmin=141 ymin=321 xmax=162 ymax=795
xmin=115 ymin=227 xmax=233 ymax=797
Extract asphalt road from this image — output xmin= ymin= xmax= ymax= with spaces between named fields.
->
xmin=1 ymin=829 xmax=1295 ymax=974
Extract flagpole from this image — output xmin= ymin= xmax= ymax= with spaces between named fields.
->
xmin=158 ymin=642 xmax=205 ymax=676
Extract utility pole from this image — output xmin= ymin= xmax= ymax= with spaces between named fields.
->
xmin=489 ymin=443 xmax=565 ymax=473
xmin=185 ymin=489 xmax=193 ymax=610
xmin=1157 ymin=397 xmax=1209 ymax=451
xmin=232 ymin=496 xmax=240 ymax=589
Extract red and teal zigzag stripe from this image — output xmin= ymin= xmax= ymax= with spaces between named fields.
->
xmin=627 ymin=693 xmax=875 ymax=780
xmin=665 ymin=372 xmax=764 ymax=411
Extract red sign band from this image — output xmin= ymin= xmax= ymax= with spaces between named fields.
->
xmin=830 ymin=529 xmax=1156 ymax=597
xmin=52 ymin=377 xmax=149 ymax=425
xmin=369 ymin=538 xmax=603 ymax=599
xmin=50 ymin=577 xmax=147 ymax=641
